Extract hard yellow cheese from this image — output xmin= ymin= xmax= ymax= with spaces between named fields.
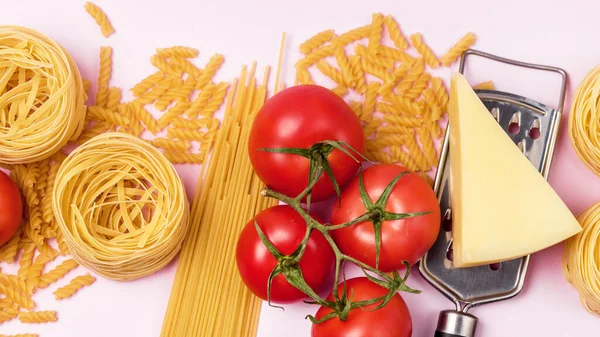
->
xmin=448 ymin=73 xmax=581 ymax=268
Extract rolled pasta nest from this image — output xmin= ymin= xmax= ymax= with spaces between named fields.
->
xmin=52 ymin=132 xmax=190 ymax=281
xmin=563 ymin=201 xmax=600 ymax=315
xmin=569 ymin=65 xmax=600 ymax=177
xmin=0 ymin=26 xmax=86 ymax=164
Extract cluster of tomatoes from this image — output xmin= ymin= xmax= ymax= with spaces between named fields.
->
xmin=235 ymin=85 xmax=441 ymax=337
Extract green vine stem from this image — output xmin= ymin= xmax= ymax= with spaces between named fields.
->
xmin=256 ymin=157 xmax=429 ymax=323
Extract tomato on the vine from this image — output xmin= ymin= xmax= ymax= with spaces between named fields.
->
xmin=330 ymin=164 xmax=441 ymax=272
xmin=235 ymin=205 xmax=335 ymax=304
xmin=248 ymin=85 xmax=365 ymax=202
xmin=0 ymin=170 xmax=22 ymax=245
xmin=311 ymin=277 xmax=412 ymax=337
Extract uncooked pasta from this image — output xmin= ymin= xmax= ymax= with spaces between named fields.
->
xmin=52 ymin=133 xmax=190 ymax=281
xmin=0 ymin=26 xmax=86 ymax=164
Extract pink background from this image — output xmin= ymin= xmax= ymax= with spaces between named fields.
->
xmin=2 ymin=0 xmax=600 ymax=336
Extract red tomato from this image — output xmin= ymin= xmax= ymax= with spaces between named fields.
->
xmin=0 ymin=170 xmax=22 ymax=245
xmin=236 ymin=205 xmax=335 ymax=304
xmin=311 ymin=277 xmax=412 ymax=337
xmin=248 ymin=85 xmax=365 ymax=201
xmin=330 ymin=164 xmax=440 ymax=272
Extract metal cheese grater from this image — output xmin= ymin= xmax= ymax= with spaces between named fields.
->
xmin=418 ymin=49 xmax=568 ymax=337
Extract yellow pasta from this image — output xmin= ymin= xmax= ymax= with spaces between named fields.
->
xmin=152 ymin=138 xmax=192 ymax=152
xmin=169 ymin=57 xmax=202 ymax=79
xmin=0 ymin=334 xmax=39 ymax=337
xmin=87 ymin=106 xmax=130 ymax=127
xmin=199 ymin=82 xmax=229 ymax=117
xmin=563 ymin=202 xmax=600 ymax=314
xmin=331 ymin=85 xmax=348 ymax=97
xmin=84 ymin=2 xmax=114 ymax=37
xmin=0 ymin=308 xmax=19 ymax=324
xmin=129 ymin=101 xmax=160 ymax=134
xmin=405 ymin=72 xmax=431 ymax=99
xmin=131 ymin=72 xmax=164 ymax=97
xmin=366 ymin=149 xmax=394 ymax=164
xmin=0 ymin=26 xmax=86 ymax=164
xmin=361 ymin=58 xmax=394 ymax=82
xmin=83 ymin=79 xmax=92 ymax=93
xmin=158 ymin=102 xmax=192 ymax=128
xmin=363 ymin=82 xmax=381 ymax=116
xmin=349 ymin=55 xmax=366 ymax=93
xmin=440 ymin=32 xmax=476 ymax=66
xmin=166 ymin=128 xmax=209 ymax=142
xmin=417 ymin=127 xmax=439 ymax=167
xmin=52 ymin=133 xmax=190 ymax=281
xmin=53 ymin=274 xmax=96 ymax=300
xmin=395 ymin=58 xmax=425 ymax=92
xmin=390 ymin=145 xmax=418 ymax=170
xmin=37 ymin=259 xmax=79 ymax=289
xmin=106 ymin=87 xmax=122 ymax=111
xmin=431 ymin=77 xmax=449 ymax=112
xmin=316 ymin=60 xmax=345 ymax=86
xmin=195 ymin=54 xmax=225 ymax=89
xmin=156 ymin=46 xmax=199 ymax=59
xmin=368 ymin=13 xmax=384 ymax=51
xmin=163 ymin=151 xmax=205 ymax=164
xmin=374 ymin=45 xmax=415 ymax=64
xmin=334 ymin=25 xmax=371 ymax=45
xmin=0 ymin=282 xmax=34 ymax=310
xmin=296 ymin=44 xmax=336 ymax=67
xmin=300 ymin=29 xmax=335 ymax=54
xmin=18 ymin=311 xmax=57 ymax=323
xmin=161 ymin=63 xmax=278 ymax=337
xmin=381 ymin=114 xmax=423 ymax=128
xmin=95 ymin=46 xmax=113 ymax=108
xmin=404 ymin=135 xmax=430 ymax=170
xmin=333 ymin=45 xmax=353 ymax=86
xmin=410 ymin=33 xmax=440 ymax=68
xmin=171 ymin=117 xmax=219 ymax=130
xmin=383 ymin=15 xmax=409 ymax=50
xmin=151 ymin=54 xmax=182 ymax=77
xmin=0 ymin=228 xmax=21 ymax=263
xmin=295 ymin=66 xmax=313 ymax=85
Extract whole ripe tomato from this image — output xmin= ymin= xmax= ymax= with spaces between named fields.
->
xmin=236 ymin=205 xmax=335 ymax=304
xmin=311 ymin=277 xmax=412 ymax=337
xmin=0 ymin=170 xmax=22 ymax=245
xmin=330 ymin=164 xmax=440 ymax=272
xmin=248 ymin=85 xmax=365 ymax=202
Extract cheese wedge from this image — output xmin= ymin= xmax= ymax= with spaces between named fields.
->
xmin=449 ymin=73 xmax=581 ymax=268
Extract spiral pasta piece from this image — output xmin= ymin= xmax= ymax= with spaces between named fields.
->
xmin=417 ymin=127 xmax=438 ymax=167
xmin=349 ymin=55 xmax=366 ymax=94
xmin=182 ymin=84 xmax=214 ymax=118
xmin=129 ymin=101 xmax=160 ymax=134
xmin=295 ymin=67 xmax=313 ymax=85
xmin=152 ymin=138 xmax=191 ymax=152
xmin=195 ymin=54 xmax=224 ymax=89
xmin=88 ymin=106 xmax=130 ymax=127
xmin=0 ymin=227 xmax=21 ymax=263
xmin=156 ymin=46 xmax=199 ymax=59
xmin=383 ymin=15 xmax=409 ymax=50
xmin=131 ymin=72 xmax=164 ymax=97
xmin=440 ymin=32 xmax=476 ymax=66
xmin=162 ymin=152 xmax=205 ymax=164
xmin=354 ymin=45 xmax=394 ymax=70
xmin=95 ymin=46 xmax=112 ymax=108
xmin=374 ymin=46 xmax=415 ymax=64
xmin=37 ymin=259 xmax=78 ymax=289
xmin=390 ymin=146 xmax=418 ymax=170
xmin=0 ymin=334 xmax=39 ymax=337
xmin=0 ymin=307 xmax=19 ymax=324
xmin=410 ymin=33 xmax=440 ymax=68
xmin=334 ymin=25 xmax=371 ymax=45
xmin=431 ymin=77 xmax=449 ymax=112
xmin=166 ymin=128 xmax=209 ymax=142
xmin=0 ymin=26 xmax=86 ymax=164
xmin=316 ymin=61 xmax=345 ymax=87
xmin=296 ymin=44 xmax=336 ymax=68
xmin=368 ymin=13 xmax=384 ymax=51
xmin=199 ymin=82 xmax=229 ymax=117
xmin=171 ymin=117 xmax=219 ymax=130
xmin=300 ymin=29 xmax=335 ymax=54
xmin=361 ymin=59 xmax=394 ymax=83
xmin=366 ymin=149 xmax=393 ymax=164
xmin=106 ymin=87 xmax=121 ymax=111
xmin=52 ymin=133 xmax=190 ymax=281
xmin=396 ymin=58 xmax=425 ymax=92
xmin=54 ymin=274 xmax=95 ymax=300
xmin=18 ymin=311 xmax=57 ymax=323
xmin=158 ymin=102 xmax=191 ymax=128
xmin=84 ymin=2 xmax=114 ymax=38
xmin=363 ymin=82 xmax=380 ymax=117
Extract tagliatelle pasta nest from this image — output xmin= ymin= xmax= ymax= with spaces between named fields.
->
xmin=52 ymin=133 xmax=190 ymax=281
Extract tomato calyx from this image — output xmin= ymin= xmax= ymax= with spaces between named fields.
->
xmin=257 ymin=140 xmax=366 ymax=204
xmin=356 ymin=170 xmax=432 ymax=268
xmin=253 ymin=220 xmax=329 ymax=309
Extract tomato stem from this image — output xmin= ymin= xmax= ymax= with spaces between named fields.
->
xmin=257 ymin=142 xmax=429 ymax=324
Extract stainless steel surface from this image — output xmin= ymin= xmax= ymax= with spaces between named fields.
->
xmin=436 ymin=310 xmax=478 ymax=337
xmin=420 ymin=49 xmax=568 ymax=316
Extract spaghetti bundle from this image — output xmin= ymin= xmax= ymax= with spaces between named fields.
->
xmin=52 ymin=132 xmax=190 ymax=281
xmin=569 ymin=65 xmax=600 ymax=176
xmin=0 ymin=26 xmax=86 ymax=164
xmin=563 ymin=201 xmax=600 ymax=315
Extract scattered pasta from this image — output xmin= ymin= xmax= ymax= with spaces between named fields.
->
xmin=297 ymin=13 xmax=477 ymax=177
xmin=53 ymin=274 xmax=96 ymax=300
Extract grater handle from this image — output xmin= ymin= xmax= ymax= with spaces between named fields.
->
xmin=434 ymin=310 xmax=478 ymax=337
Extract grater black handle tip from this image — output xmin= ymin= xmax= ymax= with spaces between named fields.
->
xmin=434 ymin=310 xmax=478 ymax=337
